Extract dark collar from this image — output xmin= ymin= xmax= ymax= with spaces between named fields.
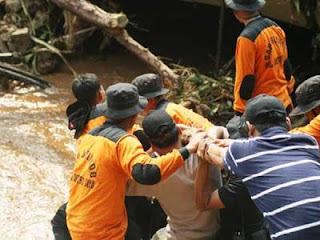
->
xmin=260 ymin=127 xmax=288 ymax=137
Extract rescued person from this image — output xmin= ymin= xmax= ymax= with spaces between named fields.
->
xmin=126 ymin=110 xmax=221 ymax=240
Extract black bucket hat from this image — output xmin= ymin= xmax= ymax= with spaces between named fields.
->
xmin=132 ymin=73 xmax=169 ymax=99
xmin=290 ymin=75 xmax=320 ymax=117
xmin=104 ymin=83 xmax=148 ymax=120
xmin=224 ymin=0 xmax=266 ymax=11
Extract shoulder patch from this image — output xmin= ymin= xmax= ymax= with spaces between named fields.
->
xmin=240 ymin=17 xmax=279 ymax=42
xmin=89 ymin=123 xmax=128 ymax=143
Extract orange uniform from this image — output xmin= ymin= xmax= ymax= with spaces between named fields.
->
xmin=291 ymin=115 xmax=320 ymax=146
xmin=67 ymin=123 xmax=187 ymax=239
xmin=156 ymin=100 xmax=214 ymax=130
xmin=234 ymin=17 xmax=295 ymax=113
xmin=79 ymin=108 xmax=106 ymax=138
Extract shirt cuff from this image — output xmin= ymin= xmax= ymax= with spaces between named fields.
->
xmin=179 ymin=147 xmax=190 ymax=160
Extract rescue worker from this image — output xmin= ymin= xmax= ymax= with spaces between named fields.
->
xmin=290 ymin=75 xmax=320 ymax=146
xmin=197 ymin=95 xmax=320 ymax=240
xmin=66 ymin=83 xmax=206 ymax=240
xmin=132 ymin=73 xmax=229 ymax=139
xmin=225 ymin=0 xmax=295 ymax=115
xmin=127 ymin=110 xmax=221 ymax=240
xmin=52 ymin=73 xmax=106 ymax=240
xmin=66 ymin=73 xmax=106 ymax=139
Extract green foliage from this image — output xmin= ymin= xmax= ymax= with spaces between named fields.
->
xmin=292 ymin=0 xmax=300 ymax=13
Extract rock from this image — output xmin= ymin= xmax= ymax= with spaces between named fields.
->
xmin=7 ymin=27 xmax=32 ymax=53
xmin=5 ymin=0 xmax=21 ymax=13
xmin=35 ymin=50 xmax=59 ymax=75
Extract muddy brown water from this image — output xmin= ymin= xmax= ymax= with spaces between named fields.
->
xmin=0 ymin=53 xmax=150 ymax=239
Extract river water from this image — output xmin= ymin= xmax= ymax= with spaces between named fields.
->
xmin=0 ymin=53 xmax=150 ymax=239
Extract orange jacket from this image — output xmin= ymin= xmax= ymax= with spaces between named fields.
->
xmin=291 ymin=115 xmax=320 ymax=146
xmin=67 ymin=123 xmax=186 ymax=239
xmin=234 ymin=17 xmax=295 ymax=113
xmin=156 ymin=100 xmax=214 ymax=130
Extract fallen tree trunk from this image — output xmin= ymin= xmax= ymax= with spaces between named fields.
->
xmin=49 ymin=0 xmax=179 ymax=85
xmin=0 ymin=62 xmax=51 ymax=88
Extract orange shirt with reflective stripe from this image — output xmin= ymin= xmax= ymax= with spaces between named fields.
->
xmin=234 ymin=17 xmax=295 ymax=113
xmin=291 ymin=114 xmax=320 ymax=146
xmin=67 ymin=129 xmax=184 ymax=240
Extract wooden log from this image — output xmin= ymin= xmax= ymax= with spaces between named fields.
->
xmin=49 ymin=0 xmax=179 ymax=85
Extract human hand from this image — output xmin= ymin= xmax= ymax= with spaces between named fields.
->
xmin=212 ymin=139 xmax=233 ymax=148
xmin=197 ymin=138 xmax=225 ymax=168
xmin=207 ymin=126 xmax=230 ymax=140
xmin=180 ymin=126 xmax=199 ymax=145
xmin=185 ymin=131 xmax=207 ymax=153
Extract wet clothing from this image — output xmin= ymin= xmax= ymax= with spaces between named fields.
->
xmin=291 ymin=114 xmax=320 ymax=146
xmin=233 ymin=17 xmax=295 ymax=113
xmin=156 ymin=100 xmax=214 ymax=130
xmin=67 ymin=122 xmax=188 ymax=240
xmin=223 ymin=127 xmax=320 ymax=240
xmin=127 ymin=153 xmax=221 ymax=240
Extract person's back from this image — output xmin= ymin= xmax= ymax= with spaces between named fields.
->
xmin=222 ymin=95 xmax=320 ymax=240
xmin=200 ymin=95 xmax=320 ymax=240
xmin=127 ymin=154 xmax=221 ymax=240
xmin=127 ymin=110 xmax=221 ymax=239
xmin=234 ymin=16 xmax=294 ymax=113
xmin=67 ymin=124 xmax=129 ymax=239
xmin=156 ymin=99 xmax=214 ymax=130
xmin=227 ymin=128 xmax=320 ymax=240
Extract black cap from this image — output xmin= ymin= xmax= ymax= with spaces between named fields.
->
xmin=142 ymin=110 xmax=176 ymax=140
xmin=104 ymin=83 xmax=147 ymax=120
xmin=290 ymin=75 xmax=320 ymax=116
xmin=72 ymin=73 xmax=101 ymax=104
xmin=224 ymin=0 xmax=266 ymax=11
xmin=245 ymin=94 xmax=287 ymax=124
xmin=132 ymin=73 xmax=169 ymax=99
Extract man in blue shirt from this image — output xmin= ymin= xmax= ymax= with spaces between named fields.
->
xmin=197 ymin=94 xmax=320 ymax=240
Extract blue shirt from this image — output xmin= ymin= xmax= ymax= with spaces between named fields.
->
xmin=224 ymin=127 xmax=320 ymax=240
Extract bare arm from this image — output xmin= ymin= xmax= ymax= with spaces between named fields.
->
xmin=195 ymin=159 xmax=225 ymax=211
xmin=197 ymin=138 xmax=227 ymax=169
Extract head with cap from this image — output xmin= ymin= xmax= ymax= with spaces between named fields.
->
xmin=104 ymin=83 xmax=148 ymax=130
xmin=290 ymin=75 xmax=320 ymax=121
xmin=142 ymin=110 xmax=180 ymax=155
xmin=244 ymin=94 xmax=291 ymax=136
xmin=132 ymin=73 xmax=170 ymax=115
xmin=224 ymin=0 xmax=266 ymax=24
xmin=72 ymin=73 xmax=105 ymax=106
